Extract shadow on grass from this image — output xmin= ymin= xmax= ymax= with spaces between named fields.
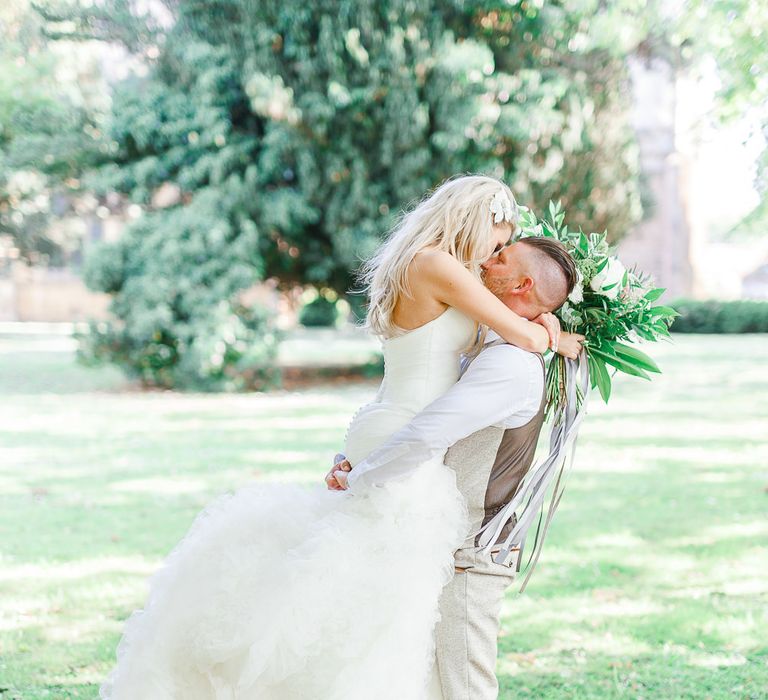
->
xmin=497 ymin=650 xmax=767 ymax=700
xmin=2 ymin=334 xmax=767 ymax=699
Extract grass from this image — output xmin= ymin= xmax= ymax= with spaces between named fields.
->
xmin=0 ymin=333 xmax=766 ymax=699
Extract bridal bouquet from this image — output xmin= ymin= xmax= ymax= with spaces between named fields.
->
xmin=517 ymin=202 xmax=677 ymax=415
xmin=482 ymin=201 xmax=677 ymax=589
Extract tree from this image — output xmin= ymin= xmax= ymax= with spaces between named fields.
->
xmin=0 ymin=1 xmax=101 ymax=266
xmin=44 ymin=0 xmax=643 ymax=388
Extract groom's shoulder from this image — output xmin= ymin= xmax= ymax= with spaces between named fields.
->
xmin=472 ymin=341 xmax=544 ymax=382
xmin=482 ymin=338 xmax=542 ymax=361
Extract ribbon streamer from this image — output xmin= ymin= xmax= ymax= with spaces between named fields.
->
xmin=475 ymin=348 xmax=590 ymax=592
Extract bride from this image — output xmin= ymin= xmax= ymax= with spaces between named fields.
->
xmin=100 ymin=175 xmax=562 ymax=700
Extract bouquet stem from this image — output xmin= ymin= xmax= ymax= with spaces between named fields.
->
xmin=545 ymin=354 xmax=568 ymax=422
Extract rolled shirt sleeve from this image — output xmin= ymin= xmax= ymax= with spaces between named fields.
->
xmin=346 ymin=344 xmax=544 ymax=492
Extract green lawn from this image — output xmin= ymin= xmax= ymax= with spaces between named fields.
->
xmin=0 ymin=333 xmax=766 ymax=699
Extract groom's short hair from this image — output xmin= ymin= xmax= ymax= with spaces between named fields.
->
xmin=518 ymin=237 xmax=577 ymax=309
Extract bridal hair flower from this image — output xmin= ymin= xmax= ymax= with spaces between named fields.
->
xmin=489 ymin=189 xmax=517 ymax=224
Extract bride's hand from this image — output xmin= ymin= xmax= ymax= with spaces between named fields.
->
xmin=532 ymin=312 xmax=561 ymax=353
xmin=334 ymin=471 xmax=350 ymax=490
xmin=325 ymin=457 xmax=351 ymax=490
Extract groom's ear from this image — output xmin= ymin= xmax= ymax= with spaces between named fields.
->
xmin=512 ymin=276 xmax=534 ymax=294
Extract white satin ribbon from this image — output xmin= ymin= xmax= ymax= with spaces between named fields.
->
xmin=475 ymin=349 xmax=590 ymax=592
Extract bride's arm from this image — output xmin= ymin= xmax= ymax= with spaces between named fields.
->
xmin=343 ymin=342 xmax=543 ymax=492
xmin=415 ymin=250 xmax=550 ymax=353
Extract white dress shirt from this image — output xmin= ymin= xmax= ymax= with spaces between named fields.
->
xmin=346 ymin=332 xmax=545 ymax=492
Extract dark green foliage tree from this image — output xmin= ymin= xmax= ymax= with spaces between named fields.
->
xmin=78 ymin=187 xmax=281 ymax=390
xmin=45 ymin=0 xmax=645 ymax=388
xmin=299 ymin=296 xmax=339 ymax=328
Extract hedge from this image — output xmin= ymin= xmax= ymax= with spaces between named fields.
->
xmin=670 ymin=299 xmax=768 ymax=333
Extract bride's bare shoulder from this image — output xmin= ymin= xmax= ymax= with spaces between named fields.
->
xmin=410 ymin=248 xmax=462 ymax=282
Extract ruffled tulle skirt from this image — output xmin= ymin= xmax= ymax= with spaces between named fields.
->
xmin=100 ymin=459 xmax=468 ymax=700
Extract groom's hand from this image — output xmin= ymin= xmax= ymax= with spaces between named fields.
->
xmin=324 ymin=456 xmax=352 ymax=491
xmin=556 ymin=332 xmax=585 ymax=360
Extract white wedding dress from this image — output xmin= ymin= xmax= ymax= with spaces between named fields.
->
xmin=101 ymin=307 xmax=474 ymax=700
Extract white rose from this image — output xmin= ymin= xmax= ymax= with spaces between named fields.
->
xmin=568 ymin=269 xmax=584 ymax=304
xmin=590 ymin=256 xmax=625 ymax=299
xmin=568 ymin=283 xmax=583 ymax=304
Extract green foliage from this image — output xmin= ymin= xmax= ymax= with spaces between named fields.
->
xmin=519 ymin=202 xmax=676 ymax=411
xmin=298 ymin=296 xmax=339 ymax=328
xmin=670 ymin=299 xmax=768 ymax=334
xmin=345 ymin=292 xmax=368 ymax=323
xmin=47 ymin=0 xmax=646 ymax=389
xmin=79 ymin=184 xmax=283 ymax=389
xmin=77 ymin=301 xmax=281 ymax=391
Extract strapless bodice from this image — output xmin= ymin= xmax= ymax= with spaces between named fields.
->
xmin=379 ymin=307 xmax=477 ymax=411
xmin=344 ymin=307 xmax=476 ymax=465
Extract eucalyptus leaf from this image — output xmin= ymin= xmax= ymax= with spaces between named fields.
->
xmin=644 ymin=288 xmax=666 ymax=302
xmin=611 ymin=342 xmax=661 ymax=373
xmin=592 ymin=355 xmax=612 ymax=402
xmin=591 ymin=348 xmax=651 ymax=380
xmin=649 ymin=305 xmax=680 ymax=318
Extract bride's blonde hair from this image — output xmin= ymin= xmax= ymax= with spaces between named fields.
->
xmin=360 ymin=174 xmax=518 ymax=338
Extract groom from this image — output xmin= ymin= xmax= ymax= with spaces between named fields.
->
xmin=327 ymin=237 xmax=582 ymax=699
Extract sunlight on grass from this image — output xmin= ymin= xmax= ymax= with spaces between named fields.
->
xmin=109 ymin=478 xmax=209 ymax=494
xmin=499 ymin=630 xmax=652 ymax=676
xmin=668 ymin=520 xmax=768 ymax=547
xmin=42 ymin=617 xmax=116 ymax=644
xmin=501 ymin=594 xmax=665 ymax=627
xmin=0 ymin=556 xmax=157 ymax=584
xmin=2 ymin=334 xmax=767 ymax=699
xmin=662 ymin=643 xmax=748 ymax=669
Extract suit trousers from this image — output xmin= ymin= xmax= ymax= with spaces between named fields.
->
xmin=434 ymin=546 xmax=518 ymax=700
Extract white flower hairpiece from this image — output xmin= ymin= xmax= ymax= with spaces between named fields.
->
xmin=490 ymin=189 xmax=517 ymax=225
